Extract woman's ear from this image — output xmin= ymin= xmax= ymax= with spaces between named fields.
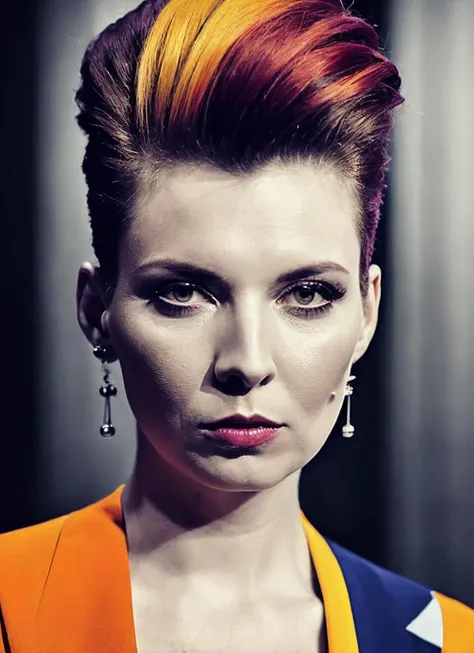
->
xmin=352 ymin=264 xmax=382 ymax=365
xmin=76 ymin=262 xmax=118 ymax=362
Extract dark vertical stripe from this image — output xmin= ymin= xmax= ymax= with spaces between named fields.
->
xmin=0 ymin=0 xmax=40 ymax=533
xmin=0 ymin=607 xmax=12 ymax=653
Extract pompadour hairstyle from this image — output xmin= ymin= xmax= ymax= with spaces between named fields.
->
xmin=75 ymin=0 xmax=403 ymax=296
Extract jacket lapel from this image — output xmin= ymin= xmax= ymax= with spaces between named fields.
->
xmin=33 ymin=486 xmax=441 ymax=653
xmin=300 ymin=511 xmax=359 ymax=653
xmin=35 ymin=485 xmax=137 ymax=653
xmin=324 ymin=538 xmax=441 ymax=652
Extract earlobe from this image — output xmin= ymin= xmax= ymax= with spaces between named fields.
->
xmin=351 ymin=324 xmax=371 ymax=366
xmin=352 ymin=265 xmax=382 ymax=365
xmin=351 ymin=337 xmax=367 ymax=366
xmin=100 ymin=310 xmax=110 ymax=337
xmin=76 ymin=263 xmax=114 ymax=354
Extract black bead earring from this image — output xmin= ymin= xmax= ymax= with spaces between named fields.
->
xmin=93 ymin=345 xmax=117 ymax=437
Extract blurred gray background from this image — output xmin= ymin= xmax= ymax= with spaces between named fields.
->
xmin=1 ymin=0 xmax=473 ymax=607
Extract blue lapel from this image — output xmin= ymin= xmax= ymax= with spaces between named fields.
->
xmin=326 ymin=539 xmax=442 ymax=653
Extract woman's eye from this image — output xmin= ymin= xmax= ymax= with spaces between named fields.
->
xmin=158 ymin=282 xmax=210 ymax=305
xmin=146 ymin=278 xmax=345 ymax=318
xmin=279 ymin=283 xmax=327 ymax=308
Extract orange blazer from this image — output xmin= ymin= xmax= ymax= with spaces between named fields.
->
xmin=1 ymin=485 xmax=473 ymax=652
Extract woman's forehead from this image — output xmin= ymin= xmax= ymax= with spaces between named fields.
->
xmin=125 ymin=161 xmax=360 ymax=265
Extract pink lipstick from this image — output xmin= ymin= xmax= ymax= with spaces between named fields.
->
xmin=199 ymin=413 xmax=283 ymax=447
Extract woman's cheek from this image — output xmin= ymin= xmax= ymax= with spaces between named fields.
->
xmin=280 ymin=317 xmax=360 ymax=400
xmin=111 ymin=320 xmax=207 ymax=416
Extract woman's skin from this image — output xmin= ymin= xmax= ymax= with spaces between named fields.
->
xmin=77 ymin=160 xmax=381 ymax=637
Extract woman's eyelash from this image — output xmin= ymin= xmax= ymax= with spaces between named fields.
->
xmin=152 ymin=281 xmax=215 ymax=307
xmin=145 ymin=279 xmax=346 ymax=319
xmin=277 ymin=280 xmax=346 ymax=317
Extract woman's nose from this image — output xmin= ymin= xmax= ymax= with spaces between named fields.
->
xmin=212 ymin=305 xmax=277 ymax=393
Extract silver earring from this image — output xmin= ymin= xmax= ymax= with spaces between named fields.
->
xmin=93 ymin=345 xmax=117 ymax=437
xmin=342 ymin=374 xmax=356 ymax=438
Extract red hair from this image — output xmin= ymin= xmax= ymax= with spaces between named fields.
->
xmin=76 ymin=0 xmax=403 ymax=295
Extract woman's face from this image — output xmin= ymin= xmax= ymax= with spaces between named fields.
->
xmin=97 ymin=161 xmax=380 ymax=491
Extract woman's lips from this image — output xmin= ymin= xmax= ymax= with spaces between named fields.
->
xmin=200 ymin=425 xmax=282 ymax=446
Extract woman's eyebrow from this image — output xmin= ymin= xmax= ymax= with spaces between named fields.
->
xmin=275 ymin=263 xmax=350 ymax=284
xmin=133 ymin=258 xmax=350 ymax=285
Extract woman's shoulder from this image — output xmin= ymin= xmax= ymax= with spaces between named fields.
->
xmin=1 ymin=484 xmax=123 ymax=546
xmin=0 ymin=510 xmax=74 ymax=647
xmin=327 ymin=537 xmax=474 ymax=650
xmin=0 ymin=487 xmax=131 ymax=651
xmin=0 ymin=497 xmax=100 ymax=559
xmin=0 ymin=486 xmax=124 ymax=599
xmin=1 ymin=511 xmax=68 ymax=553
xmin=0 ymin=511 xmax=69 ymax=591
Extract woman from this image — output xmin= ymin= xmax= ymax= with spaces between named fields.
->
xmin=1 ymin=0 xmax=473 ymax=651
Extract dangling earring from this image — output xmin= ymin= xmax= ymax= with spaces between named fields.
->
xmin=342 ymin=374 xmax=356 ymax=438
xmin=93 ymin=345 xmax=117 ymax=437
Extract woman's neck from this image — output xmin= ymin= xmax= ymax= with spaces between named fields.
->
xmin=121 ymin=433 xmax=318 ymax=602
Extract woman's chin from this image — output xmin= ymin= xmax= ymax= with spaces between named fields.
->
xmin=183 ymin=449 xmax=299 ymax=493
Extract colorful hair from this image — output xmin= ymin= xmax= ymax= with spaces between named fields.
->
xmin=76 ymin=0 xmax=403 ymax=296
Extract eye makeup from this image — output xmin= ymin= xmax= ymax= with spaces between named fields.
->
xmin=138 ymin=276 xmax=347 ymax=320
xmin=276 ymin=280 xmax=346 ymax=318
